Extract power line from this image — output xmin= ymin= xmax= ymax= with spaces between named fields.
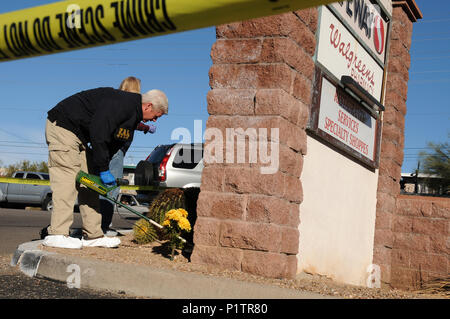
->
xmin=404 ymin=147 xmax=445 ymax=150
xmin=407 ymin=113 xmax=450 ymax=116
xmin=0 ymin=141 xmax=156 ymax=147
xmin=17 ymin=61 xmax=212 ymax=66
xmin=0 ymin=141 xmax=45 ymax=145
xmin=419 ymin=18 xmax=450 ymax=23
xmin=51 ymin=57 xmax=209 ymax=62
xmin=414 ymin=55 xmax=450 ymax=61
xmin=412 ymin=37 xmax=450 ymax=42
xmin=0 ymin=108 xmax=208 ymax=117
xmin=409 ymin=79 xmax=450 ymax=84
xmin=0 ymin=151 xmax=47 ymax=156
xmin=414 ymin=50 xmax=450 ymax=56
xmin=0 ymin=128 xmax=39 ymax=145
xmin=0 ymin=144 xmax=46 ymax=149
xmin=414 ymin=31 xmax=450 ymax=37
xmin=0 ymin=143 xmax=157 ymax=149
xmin=410 ymin=70 xmax=450 ymax=74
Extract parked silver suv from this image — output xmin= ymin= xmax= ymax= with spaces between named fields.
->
xmin=135 ymin=143 xmax=204 ymax=188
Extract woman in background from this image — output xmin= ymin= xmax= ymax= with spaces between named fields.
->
xmin=101 ymin=77 xmax=156 ymax=236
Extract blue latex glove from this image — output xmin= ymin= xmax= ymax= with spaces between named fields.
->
xmin=100 ymin=170 xmax=116 ymax=186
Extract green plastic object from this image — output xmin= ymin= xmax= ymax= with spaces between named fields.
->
xmin=75 ymin=170 xmax=186 ymax=243
xmin=76 ymin=170 xmax=118 ymax=196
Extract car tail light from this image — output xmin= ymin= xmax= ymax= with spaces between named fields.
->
xmin=158 ymin=148 xmax=172 ymax=182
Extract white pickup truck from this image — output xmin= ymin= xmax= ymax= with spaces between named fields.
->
xmin=0 ymin=171 xmax=53 ymax=211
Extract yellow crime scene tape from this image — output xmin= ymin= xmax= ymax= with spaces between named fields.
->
xmin=0 ymin=0 xmax=335 ymax=62
xmin=0 ymin=176 xmax=162 ymax=191
xmin=0 ymin=177 xmax=50 ymax=186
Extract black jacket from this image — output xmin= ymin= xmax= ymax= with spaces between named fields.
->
xmin=47 ymin=87 xmax=143 ymax=172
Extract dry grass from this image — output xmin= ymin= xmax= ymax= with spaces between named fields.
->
xmin=415 ymin=277 xmax=450 ymax=297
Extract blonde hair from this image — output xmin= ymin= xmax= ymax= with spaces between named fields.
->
xmin=119 ymin=76 xmax=141 ymax=93
xmin=142 ymin=89 xmax=169 ymax=114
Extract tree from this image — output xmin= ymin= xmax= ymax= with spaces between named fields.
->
xmin=419 ymin=142 xmax=450 ymax=195
xmin=6 ymin=160 xmax=49 ymax=177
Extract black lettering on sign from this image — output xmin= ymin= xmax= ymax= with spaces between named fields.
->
xmin=42 ymin=16 xmax=62 ymax=51
xmin=77 ymin=9 xmax=96 ymax=45
xmin=56 ymin=13 xmax=75 ymax=48
xmin=34 ymin=18 xmax=51 ymax=52
xmin=158 ymin=0 xmax=176 ymax=31
xmin=120 ymin=0 xmax=139 ymax=37
xmin=9 ymin=23 xmax=25 ymax=56
xmin=353 ymin=0 xmax=371 ymax=38
xmin=63 ymin=12 xmax=87 ymax=47
xmin=121 ymin=0 xmax=139 ymax=37
xmin=112 ymin=0 xmax=177 ymax=39
xmin=112 ymin=1 xmax=132 ymax=38
xmin=85 ymin=6 xmax=105 ymax=43
xmin=4 ymin=24 xmax=21 ymax=57
xmin=360 ymin=5 xmax=369 ymax=37
xmin=16 ymin=21 xmax=41 ymax=55
xmin=354 ymin=0 xmax=365 ymax=29
xmin=125 ymin=0 xmax=150 ymax=36
xmin=0 ymin=28 xmax=10 ymax=60
xmin=132 ymin=0 xmax=150 ymax=35
xmin=137 ymin=0 xmax=153 ymax=34
xmin=143 ymin=0 xmax=164 ymax=33
xmin=366 ymin=12 xmax=374 ymax=40
xmin=96 ymin=5 xmax=116 ymax=42
xmin=346 ymin=1 xmax=353 ymax=17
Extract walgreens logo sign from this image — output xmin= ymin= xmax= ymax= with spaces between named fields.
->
xmin=330 ymin=0 xmax=389 ymax=63
xmin=317 ymin=7 xmax=384 ymax=101
xmin=373 ymin=15 xmax=385 ymax=55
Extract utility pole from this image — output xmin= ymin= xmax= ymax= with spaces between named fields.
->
xmin=414 ymin=161 xmax=420 ymax=194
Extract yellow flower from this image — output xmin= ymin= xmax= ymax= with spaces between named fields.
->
xmin=165 ymin=209 xmax=179 ymax=220
xmin=162 ymin=219 xmax=170 ymax=227
xmin=162 ymin=208 xmax=191 ymax=232
xmin=178 ymin=208 xmax=188 ymax=218
xmin=177 ymin=218 xmax=191 ymax=232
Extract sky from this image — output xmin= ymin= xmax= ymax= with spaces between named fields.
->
xmin=0 ymin=0 xmax=448 ymax=174
xmin=0 ymin=0 xmax=215 ymax=168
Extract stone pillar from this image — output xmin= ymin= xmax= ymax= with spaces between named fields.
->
xmin=190 ymin=9 xmax=318 ymax=279
xmin=373 ymin=0 xmax=422 ymax=287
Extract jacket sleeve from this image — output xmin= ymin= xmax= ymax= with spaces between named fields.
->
xmin=89 ymin=106 xmax=130 ymax=172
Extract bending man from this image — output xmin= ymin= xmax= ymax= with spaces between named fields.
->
xmin=43 ymin=88 xmax=168 ymax=249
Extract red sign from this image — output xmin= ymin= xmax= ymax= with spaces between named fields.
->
xmin=373 ymin=15 xmax=385 ymax=55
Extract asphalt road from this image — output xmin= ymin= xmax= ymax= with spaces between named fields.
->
xmin=0 ymin=206 xmax=139 ymax=299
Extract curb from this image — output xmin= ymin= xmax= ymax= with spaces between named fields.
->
xmin=11 ymin=239 xmax=335 ymax=299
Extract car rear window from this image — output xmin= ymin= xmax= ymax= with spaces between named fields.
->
xmin=172 ymin=147 xmax=203 ymax=169
xmin=42 ymin=174 xmax=50 ymax=180
xmin=26 ymin=173 xmax=41 ymax=179
xmin=146 ymin=145 xmax=173 ymax=164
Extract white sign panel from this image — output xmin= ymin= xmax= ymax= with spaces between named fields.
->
xmin=330 ymin=0 xmax=389 ymax=63
xmin=318 ymin=77 xmax=377 ymax=162
xmin=317 ymin=6 xmax=384 ymax=101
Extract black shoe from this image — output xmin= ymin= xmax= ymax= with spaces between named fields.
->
xmin=39 ymin=225 xmax=49 ymax=239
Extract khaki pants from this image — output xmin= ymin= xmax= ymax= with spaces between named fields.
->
xmin=45 ymin=119 xmax=104 ymax=239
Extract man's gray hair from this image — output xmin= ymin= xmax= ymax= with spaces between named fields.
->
xmin=142 ymin=89 xmax=169 ymax=114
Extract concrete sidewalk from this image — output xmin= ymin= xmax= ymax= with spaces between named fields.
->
xmin=10 ymin=237 xmax=335 ymax=299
